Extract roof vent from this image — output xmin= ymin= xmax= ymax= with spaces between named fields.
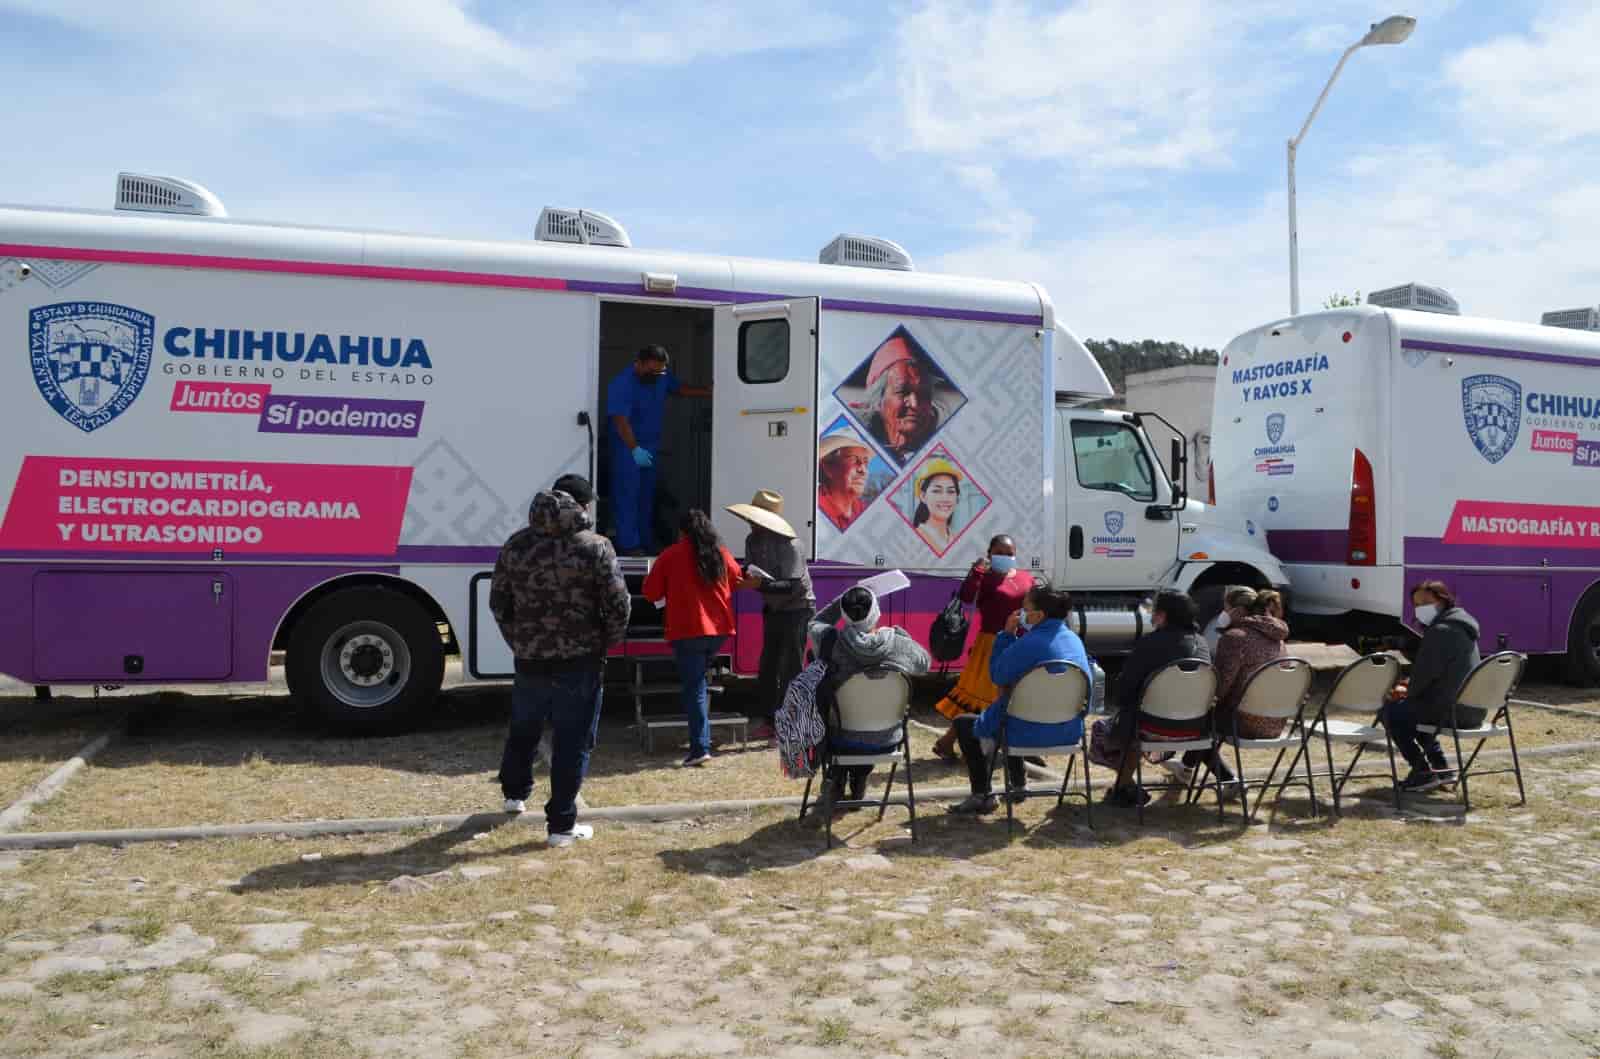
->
xmin=534 ymin=208 xmax=631 ymax=248
xmin=819 ymin=234 xmax=914 ymax=271
xmin=1540 ymin=306 xmax=1600 ymax=331
xmin=1366 ymin=282 xmax=1459 ymax=315
xmin=114 ymin=172 xmax=227 ymax=217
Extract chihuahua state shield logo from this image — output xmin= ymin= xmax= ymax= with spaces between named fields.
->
xmin=1104 ymin=510 xmax=1125 ymax=536
xmin=1461 ymin=374 xmax=1521 ymax=465
xmin=29 ymin=301 xmax=155 ymax=433
xmin=1265 ymin=412 xmax=1285 ymax=445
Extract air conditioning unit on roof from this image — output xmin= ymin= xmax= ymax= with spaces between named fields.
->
xmin=1366 ymin=282 xmax=1459 ymax=315
xmin=114 ymin=172 xmax=227 ymax=217
xmin=535 ymin=208 xmax=631 ymax=248
xmin=1540 ymin=307 xmax=1600 ymax=331
xmin=819 ymin=234 xmax=914 ymax=271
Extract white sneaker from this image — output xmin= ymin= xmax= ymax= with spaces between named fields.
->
xmin=504 ymin=798 xmax=526 ymax=814
xmin=548 ymin=823 xmax=594 ymax=847
xmin=1159 ymin=760 xmax=1193 ymax=786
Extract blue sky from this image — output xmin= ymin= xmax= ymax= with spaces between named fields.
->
xmin=3 ymin=1 xmax=1597 ymax=349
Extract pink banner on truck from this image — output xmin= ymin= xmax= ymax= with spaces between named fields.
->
xmin=0 ymin=455 xmax=413 ymax=554
xmin=1442 ymin=499 xmax=1600 ymax=550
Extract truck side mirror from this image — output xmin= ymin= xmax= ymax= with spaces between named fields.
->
xmin=1170 ymin=438 xmax=1187 ymax=504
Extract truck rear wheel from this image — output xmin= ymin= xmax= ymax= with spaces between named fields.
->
xmin=1566 ymin=593 xmax=1600 ymax=686
xmin=286 ymin=586 xmax=445 ymax=733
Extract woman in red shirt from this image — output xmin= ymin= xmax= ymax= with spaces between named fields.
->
xmin=931 ymin=534 xmax=1034 ymax=760
xmin=642 ymin=510 xmax=743 ymax=768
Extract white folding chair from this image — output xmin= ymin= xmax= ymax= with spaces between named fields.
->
xmin=1418 ymin=651 xmax=1527 ymax=810
xmin=996 ymin=661 xmax=1093 ymax=836
xmin=1295 ymin=652 xmax=1403 ymax=815
xmin=1130 ymin=659 xmax=1216 ymax=824
xmin=798 ymin=668 xmax=916 ymax=849
xmin=1191 ymin=657 xmax=1315 ymax=823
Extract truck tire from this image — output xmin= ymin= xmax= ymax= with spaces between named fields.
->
xmin=286 ymin=587 xmax=445 ymax=733
xmin=1566 ymin=592 xmax=1600 ymax=687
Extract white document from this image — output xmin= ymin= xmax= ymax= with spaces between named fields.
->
xmin=855 ymin=569 xmax=911 ymax=598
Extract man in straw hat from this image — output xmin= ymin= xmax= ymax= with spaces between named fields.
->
xmin=726 ymin=490 xmax=815 ymax=742
xmin=860 ymin=334 xmax=940 ymax=465
xmin=818 ymin=430 xmax=875 ymax=531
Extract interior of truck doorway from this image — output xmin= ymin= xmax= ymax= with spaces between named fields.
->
xmin=595 ymin=302 xmax=715 ymax=554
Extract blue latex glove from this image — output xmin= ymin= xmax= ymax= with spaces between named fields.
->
xmin=631 ymin=446 xmax=654 ymax=468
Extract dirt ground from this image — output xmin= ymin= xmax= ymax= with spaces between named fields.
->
xmin=1 ymin=756 xmax=1597 ymax=1057
xmin=2 ymin=670 xmax=1599 ymax=1056
xmin=5 ymin=667 xmax=1598 ymax=833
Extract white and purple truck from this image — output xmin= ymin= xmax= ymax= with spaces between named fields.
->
xmin=0 ymin=173 xmax=1283 ymax=729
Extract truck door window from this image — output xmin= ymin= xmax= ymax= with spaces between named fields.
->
xmin=738 ymin=319 xmax=789 ymax=384
xmin=1070 ymin=421 xmax=1156 ymax=502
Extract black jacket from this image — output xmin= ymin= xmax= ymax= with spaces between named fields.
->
xmin=1115 ymin=624 xmax=1211 ymax=711
xmin=1408 ymin=606 xmax=1481 ymax=713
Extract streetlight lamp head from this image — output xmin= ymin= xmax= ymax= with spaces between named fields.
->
xmin=1361 ymin=15 xmax=1416 ymax=46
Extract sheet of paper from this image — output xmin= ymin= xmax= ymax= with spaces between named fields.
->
xmin=743 ymin=564 xmax=774 ymax=583
xmin=855 ymin=569 xmax=911 ymax=598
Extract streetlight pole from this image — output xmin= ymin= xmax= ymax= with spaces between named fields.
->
xmin=1287 ymin=15 xmax=1416 ymax=316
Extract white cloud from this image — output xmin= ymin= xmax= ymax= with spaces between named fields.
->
xmin=1445 ymin=1 xmax=1600 ymax=145
xmin=1 ymin=0 xmax=855 ymax=125
xmin=887 ymin=0 xmax=1240 ymax=170
xmin=934 ymin=140 xmax=1600 ymax=351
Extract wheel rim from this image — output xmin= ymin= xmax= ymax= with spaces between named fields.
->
xmin=319 ymin=620 xmax=411 ymax=709
xmin=1588 ymin=616 xmax=1600 ymax=668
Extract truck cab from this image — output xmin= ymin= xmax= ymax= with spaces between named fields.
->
xmin=1051 ymin=400 xmax=1287 ymax=656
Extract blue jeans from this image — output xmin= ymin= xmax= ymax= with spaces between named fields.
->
xmin=1382 ymin=697 xmax=1448 ymax=773
xmin=672 ymin=636 xmax=725 ymax=757
xmin=499 ymin=666 xmax=604 ymax=834
xmin=610 ymin=443 xmax=657 ymax=552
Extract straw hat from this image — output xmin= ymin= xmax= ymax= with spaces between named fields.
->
xmin=819 ymin=431 xmax=872 ymax=463
xmin=914 ymin=457 xmax=962 ymax=495
xmin=725 ymin=489 xmax=797 ymax=539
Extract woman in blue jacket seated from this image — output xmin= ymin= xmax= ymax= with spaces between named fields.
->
xmin=949 ymin=582 xmax=1093 ymax=815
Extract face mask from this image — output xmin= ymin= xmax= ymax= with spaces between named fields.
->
xmin=1415 ymin=604 xmax=1439 ymax=626
xmin=1215 ymin=611 xmax=1232 ymax=630
xmin=989 ymin=555 xmax=1018 ymax=574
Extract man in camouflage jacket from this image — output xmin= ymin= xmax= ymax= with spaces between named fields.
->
xmin=490 ymin=475 xmax=630 ymax=844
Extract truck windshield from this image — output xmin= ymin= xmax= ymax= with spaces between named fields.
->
xmin=1070 ymin=421 xmax=1156 ymax=502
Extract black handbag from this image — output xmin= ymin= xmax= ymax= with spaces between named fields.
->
xmin=928 ymin=591 xmax=971 ymax=663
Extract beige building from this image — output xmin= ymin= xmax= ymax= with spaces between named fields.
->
xmin=1122 ymin=363 xmax=1217 ymax=492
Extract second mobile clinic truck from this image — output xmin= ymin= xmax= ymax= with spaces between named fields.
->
xmin=1211 ymin=284 xmax=1600 ymax=683
xmin=0 ymin=173 xmax=1283 ymax=731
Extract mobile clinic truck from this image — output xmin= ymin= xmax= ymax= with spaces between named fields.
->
xmin=0 ymin=173 xmax=1284 ymax=730
xmin=1210 ymin=283 xmax=1600 ymax=683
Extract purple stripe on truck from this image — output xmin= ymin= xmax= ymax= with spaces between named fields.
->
xmin=563 ymin=280 xmax=1045 ymax=325
xmin=1266 ymin=529 xmax=1349 ymax=564
xmin=1400 ymin=338 xmax=1600 ymax=371
xmin=1404 ymin=537 xmax=1600 ymax=568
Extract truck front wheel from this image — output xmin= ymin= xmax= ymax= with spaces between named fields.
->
xmin=286 ymin=587 xmax=446 ymax=732
xmin=1566 ymin=592 xmax=1600 ymax=687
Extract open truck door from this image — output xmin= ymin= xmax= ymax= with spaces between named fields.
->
xmin=710 ymin=299 xmax=819 ymax=554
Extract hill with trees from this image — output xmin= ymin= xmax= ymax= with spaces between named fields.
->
xmin=1084 ymin=338 xmax=1219 ymax=395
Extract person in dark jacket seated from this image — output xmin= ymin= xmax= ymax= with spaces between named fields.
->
xmin=808 ymin=586 xmax=930 ymax=818
xmin=1382 ymin=580 xmax=1481 ymax=792
xmin=1106 ymin=591 xmax=1211 ymax=807
xmin=949 ymin=582 xmax=1094 ymax=815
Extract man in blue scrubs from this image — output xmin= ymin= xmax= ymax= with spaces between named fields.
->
xmin=607 ymin=345 xmax=709 ymax=555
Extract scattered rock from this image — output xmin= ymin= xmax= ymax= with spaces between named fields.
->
xmin=1100 ymin=981 xmax=1143 ymax=1005
xmin=210 ymin=953 xmax=259 ymax=972
xmin=385 ymin=876 xmax=433 ymax=896
xmin=878 ymin=955 xmax=914 ymax=974
xmin=230 ymin=1011 xmax=309 ymax=1048
xmin=577 ymin=976 xmax=641 ymax=993
xmin=845 ymin=854 xmax=893 ymax=872
xmin=298 ymin=853 xmax=322 ymax=863
xmin=457 ymin=1004 xmax=499 ymax=1030
xmin=92 ymin=917 xmax=135 ymax=934
xmin=29 ymin=955 xmax=107 ymax=979
xmin=458 ymin=865 xmax=503 ymax=882
xmin=1380 ymin=999 xmax=1423 ymax=1021
xmin=1309 ymin=1041 xmax=1361 ymax=1058
xmin=635 ymin=1027 xmax=741 ymax=1056
xmin=0 ymin=981 xmax=37 ymax=1000
xmin=526 ymin=903 xmax=558 ymax=918
xmin=122 ymin=926 xmax=216 ymax=971
xmin=240 ymin=922 xmax=311 ymax=954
